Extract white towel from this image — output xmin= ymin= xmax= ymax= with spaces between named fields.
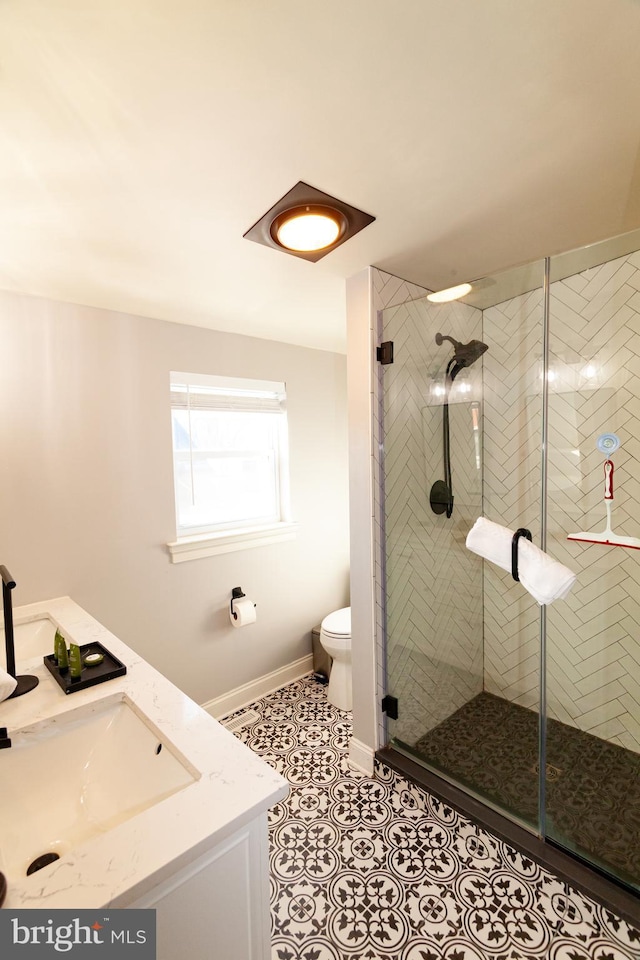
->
xmin=466 ymin=517 xmax=576 ymax=605
xmin=0 ymin=667 xmax=17 ymax=702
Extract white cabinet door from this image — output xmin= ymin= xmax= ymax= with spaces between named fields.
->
xmin=130 ymin=815 xmax=271 ymax=960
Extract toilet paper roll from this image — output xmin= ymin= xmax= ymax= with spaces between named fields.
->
xmin=230 ymin=597 xmax=257 ymax=628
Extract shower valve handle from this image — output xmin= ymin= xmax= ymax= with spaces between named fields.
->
xmin=604 ymin=460 xmax=614 ymax=500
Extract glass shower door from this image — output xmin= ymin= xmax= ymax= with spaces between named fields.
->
xmin=381 ymin=261 xmax=546 ymax=834
xmin=544 ymin=230 xmax=640 ymax=892
xmin=380 ymin=230 xmax=640 ymax=892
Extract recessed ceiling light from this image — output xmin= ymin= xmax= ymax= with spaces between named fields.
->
xmin=244 ymin=182 xmax=375 ymax=262
xmin=272 ymin=206 xmax=345 ymax=252
xmin=427 ymin=283 xmax=473 ymax=303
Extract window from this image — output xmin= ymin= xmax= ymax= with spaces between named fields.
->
xmin=167 ymin=372 xmax=296 ymax=562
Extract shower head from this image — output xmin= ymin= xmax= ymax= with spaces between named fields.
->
xmin=435 ymin=333 xmax=488 ymax=372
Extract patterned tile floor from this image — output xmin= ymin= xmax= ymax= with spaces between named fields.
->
xmin=228 ymin=676 xmax=640 ymax=960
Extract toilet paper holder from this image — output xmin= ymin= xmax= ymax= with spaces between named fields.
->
xmin=230 ymin=587 xmax=255 ymax=620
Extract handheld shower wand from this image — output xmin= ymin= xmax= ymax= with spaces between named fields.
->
xmin=430 ymin=333 xmax=488 ymax=519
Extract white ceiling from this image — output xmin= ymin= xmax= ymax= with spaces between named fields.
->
xmin=1 ymin=0 xmax=639 ymax=353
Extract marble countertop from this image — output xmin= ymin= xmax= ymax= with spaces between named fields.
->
xmin=0 ymin=597 xmax=288 ymax=908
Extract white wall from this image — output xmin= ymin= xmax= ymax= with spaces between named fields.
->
xmin=346 ymin=269 xmax=377 ymax=770
xmin=0 ymin=290 xmax=350 ymax=705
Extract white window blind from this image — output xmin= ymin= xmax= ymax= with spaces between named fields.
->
xmin=170 ymin=376 xmax=287 ymax=414
xmin=169 ymin=372 xmax=291 ymax=540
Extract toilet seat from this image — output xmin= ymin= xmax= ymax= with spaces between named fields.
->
xmin=320 ymin=607 xmax=350 ymax=638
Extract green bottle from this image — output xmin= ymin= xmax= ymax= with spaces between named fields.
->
xmin=69 ymin=643 xmax=82 ymax=681
xmin=55 ymin=632 xmax=69 ymax=673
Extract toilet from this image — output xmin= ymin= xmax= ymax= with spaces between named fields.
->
xmin=319 ymin=606 xmax=352 ymax=711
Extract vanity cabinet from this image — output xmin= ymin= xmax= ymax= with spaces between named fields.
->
xmin=2 ymin=597 xmax=287 ymax=960
xmin=129 ymin=815 xmax=271 ymax=960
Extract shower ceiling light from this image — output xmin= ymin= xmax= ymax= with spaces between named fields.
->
xmin=427 ymin=283 xmax=473 ymax=303
xmin=243 ymin=181 xmax=375 ymax=262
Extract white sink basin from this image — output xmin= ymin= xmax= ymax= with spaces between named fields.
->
xmin=0 ymin=617 xmax=57 ymax=669
xmin=0 ymin=695 xmax=198 ymax=881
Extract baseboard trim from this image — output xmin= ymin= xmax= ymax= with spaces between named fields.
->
xmin=202 ymin=654 xmax=314 ymax=719
xmin=349 ymin=737 xmax=375 ymax=776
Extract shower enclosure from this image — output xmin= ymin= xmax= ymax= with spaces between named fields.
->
xmin=380 ymin=228 xmax=640 ymax=896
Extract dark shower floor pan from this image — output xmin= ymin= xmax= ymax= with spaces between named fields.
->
xmin=411 ymin=691 xmax=640 ymax=888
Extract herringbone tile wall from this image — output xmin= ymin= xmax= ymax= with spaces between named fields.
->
xmin=379 ymin=247 xmax=640 ymax=755
xmin=484 ymin=251 xmax=640 ymax=752
xmin=482 ymin=286 xmax=544 ymax=714
xmin=545 ymin=251 xmax=640 ymax=752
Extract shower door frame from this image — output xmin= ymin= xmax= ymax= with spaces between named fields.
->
xmin=374 ymin=256 xmax=640 ymax=927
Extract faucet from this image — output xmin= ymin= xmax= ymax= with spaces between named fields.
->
xmin=1 ymin=565 xmax=39 ymax=699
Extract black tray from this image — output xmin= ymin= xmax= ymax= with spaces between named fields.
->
xmin=44 ymin=641 xmax=127 ymax=694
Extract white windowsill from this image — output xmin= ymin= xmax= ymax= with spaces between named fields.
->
xmin=167 ymin=521 xmax=298 ymax=563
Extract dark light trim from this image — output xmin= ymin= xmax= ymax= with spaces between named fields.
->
xmin=243 ymin=181 xmax=375 ymax=262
